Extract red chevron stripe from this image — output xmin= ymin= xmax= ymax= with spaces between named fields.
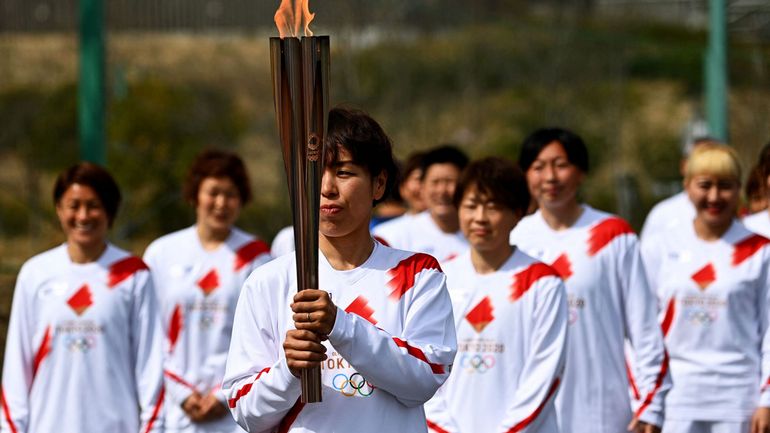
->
xmin=392 ymin=337 xmax=445 ymax=374
xmin=168 ymin=304 xmax=183 ymax=354
xmin=278 ymin=398 xmax=305 ymax=433
xmin=510 ymin=262 xmax=560 ymax=301
xmin=108 ymin=256 xmax=149 ymax=288
xmin=32 ymin=325 xmax=52 ymax=379
xmin=143 ymin=387 xmax=164 ymax=433
xmin=587 ymin=217 xmax=634 ymax=256
xmin=661 ymin=297 xmax=676 ymax=337
xmin=634 ymin=350 xmax=669 ymax=420
xmin=733 ymin=234 xmax=770 ymax=266
xmin=626 ymin=358 xmax=641 ymax=400
xmin=228 ymin=367 xmax=271 ymax=408
xmin=506 ymin=377 xmax=561 ymax=432
xmin=1 ymin=388 xmax=18 ymax=433
xmin=164 ymin=370 xmax=196 ymax=390
xmin=387 ymin=253 xmax=442 ymax=301
xmin=235 ymin=240 xmax=270 ymax=271
xmin=427 ymin=419 xmax=451 ymax=433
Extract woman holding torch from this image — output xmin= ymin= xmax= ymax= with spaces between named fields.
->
xmin=222 ymin=107 xmax=457 ymax=432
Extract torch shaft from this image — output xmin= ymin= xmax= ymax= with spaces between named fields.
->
xmin=270 ymin=35 xmax=329 ymax=404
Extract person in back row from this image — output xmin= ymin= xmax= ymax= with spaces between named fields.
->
xmin=425 ymin=157 xmax=568 ymax=433
xmin=642 ymin=143 xmax=770 ymax=433
xmin=222 ymin=107 xmax=457 ymax=432
xmin=2 ymin=162 xmax=164 ymax=433
xmin=640 ymin=137 xmax=719 ymax=244
xmin=374 ymin=145 xmax=469 ymax=262
xmin=144 ymin=149 xmax=271 ymax=432
xmin=743 ymin=141 xmax=770 ymax=236
xmin=372 ymin=151 xmax=427 ymax=236
xmin=510 ymin=127 xmax=670 ymax=433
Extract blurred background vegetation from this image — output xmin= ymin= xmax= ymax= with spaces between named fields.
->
xmin=1 ymin=0 xmax=770 ymax=352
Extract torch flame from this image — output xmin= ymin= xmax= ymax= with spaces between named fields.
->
xmin=274 ymin=0 xmax=315 ymax=38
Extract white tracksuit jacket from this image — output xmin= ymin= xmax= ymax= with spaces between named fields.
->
xmin=743 ymin=211 xmax=770 ymax=239
xmin=222 ymin=241 xmax=457 ymax=432
xmin=372 ymin=211 xmax=469 ymax=262
xmin=1 ymin=243 xmax=164 ymax=433
xmin=510 ymin=205 xmax=670 ymax=432
xmin=144 ymin=226 xmax=271 ymax=432
xmin=642 ymin=220 xmax=770 ymax=421
xmin=424 ymin=249 xmax=568 ymax=433
xmin=640 ymin=191 xmax=695 ymax=245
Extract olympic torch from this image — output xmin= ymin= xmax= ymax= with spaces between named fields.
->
xmin=269 ymin=2 xmax=329 ymax=403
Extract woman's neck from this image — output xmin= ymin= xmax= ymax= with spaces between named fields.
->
xmin=540 ymin=201 xmax=584 ymax=231
xmin=320 ymin=229 xmax=375 ymax=271
xmin=197 ymin=224 xmax=230 ymax=251
xmin=431 ymin=212 xmax=459 ymax=234
xmin=693 ymin=217 xmax=731 ymax=242
xmin=68 ymin=241 xmax=107 ymax=264
xmin=470 ymin=245 xmax=514 ymax=275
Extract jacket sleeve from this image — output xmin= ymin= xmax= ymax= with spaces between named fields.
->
xmin=327 ymin=268 xmax=457 ymax=408
xmin=130 ymin=270 xmax=165 ymax=433
xmin=1 ymin=267 xmax=36 ymax=433
xmin=222 ymin=275 xmax=301 ymax=433
xmin=617 ymin=236 xmax=670 ymax=427
xmin=496 ymin=277 xmax=568 ymax=433
xmin=142 ymin=247 xmax=196 ymax=410
xmin=639 ymin=233 xmax=663 ymax=289
xmin=758 ymin=251 xmax=770 ymax=407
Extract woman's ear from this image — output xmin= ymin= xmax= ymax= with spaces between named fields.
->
xmin=373 ymin=170 xmax=387 ymax=201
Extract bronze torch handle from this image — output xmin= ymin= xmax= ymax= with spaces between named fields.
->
xmin=270 ymin=35 xmax=329 ymax=404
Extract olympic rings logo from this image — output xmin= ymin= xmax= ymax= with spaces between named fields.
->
xmin=66 ymin=335 xmax=96 ymax=352
xmin=459 ymin=354 xmax=496 ymax=373
xmin=686 ymin=309 xmax=717 ymax=325
xmin=332 ymin=373 xmax=375 ymax=397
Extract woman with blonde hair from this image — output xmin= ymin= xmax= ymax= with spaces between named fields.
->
xmin=642 ymin=143 xmax=770 ymax=433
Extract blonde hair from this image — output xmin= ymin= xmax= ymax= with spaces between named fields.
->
xmin=684 ymin=143 xmax=742 ymax=183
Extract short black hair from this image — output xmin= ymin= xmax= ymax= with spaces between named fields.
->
xmin=53 ymin=162 xmax=122 ymax=226
xmin=399 ymin=151 xmax=426 ymax=186
xmin=755 ymin=140 xmax=770 ymax=181
xmin=183 ymin=149 xmax=252 ymax=205
xmin=519 ymin=127 xmax=589 ymax=173
xmin=453 ymin=157 xmax=530 ymax=217
xmin=420 ymin=145 xmax=469 ymax=179
xmin=746 ymin=164 xmax=766 ymax=201
xmin=325 ymin=107 xmax=398 ymax=206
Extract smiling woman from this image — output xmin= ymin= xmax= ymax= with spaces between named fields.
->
xmin=425 ymin=157 xmax=567 ymax=433
xmin=1 ymin=162 xmax=165 ymax=433
xmin=142 ymin=149 xmax=271 ymax=433
xmin=510 ymin=128 xmax=670 ymax=433
xmin=53 ymin=164 xmax=120 ymax=263
xmin=642 ymin=143 xmax=770 ymax=433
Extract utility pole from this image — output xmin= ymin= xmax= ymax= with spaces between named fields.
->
xmin=79 ymin=0 xmax=106 ymax=164
xmin=705 ymin=0 xmax=728 ymax=142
